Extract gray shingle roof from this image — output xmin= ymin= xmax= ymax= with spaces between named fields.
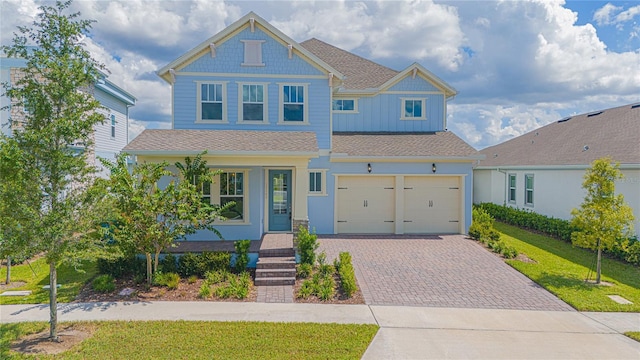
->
xmin=332 ymin=132 xmax=479 ymax=158
xmin=300 ymin=38 xmax=399 ymax=90
xmin=478 ymin=103 xmax=640 ymax=167
xmin=123 ymin=129 xmax=318 ymax=154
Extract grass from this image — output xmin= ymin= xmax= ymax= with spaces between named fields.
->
xmin=0 ymin=258 xmax=97 ymax=305
xmin=495 ymin=222 xmax=640 ymax=312
xmin=1 ymin=321 xmax=379 ymax=359
xmin=626 ymin=332 xmax=640 ymax=342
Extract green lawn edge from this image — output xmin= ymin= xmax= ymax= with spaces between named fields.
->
xmin=0 ymin=258 xmax=96 ymax=305
xmin=495 ymin=222 xmax=640 ymax=312
xmin=1 ymin=321 xmax=379 ymax=360
xmin=625 ymin=332 xmax=640 ymax=342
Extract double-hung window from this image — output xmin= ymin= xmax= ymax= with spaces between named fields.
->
xmin=239 ymin=83 xmax=267 ymax=122
xmin=508 ymin=174 xmax=516 ymax=203
xmin=110 ymin=114 xmax=116 ymax=138
xmin=219 ymin=171 xmax=245 ymax=221
xmin=197 ymin=82 xmax=226 ymax=122
xmin=280 ymin=84 xmax=308 ymax=123
xmin=400 ymin=98 xmax=426 ymax=120
xmin=524 ymin=174 xmax=534 ymax=206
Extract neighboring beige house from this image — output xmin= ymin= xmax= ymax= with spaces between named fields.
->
xmin=474 ymin=103 xmax=640 ymax=237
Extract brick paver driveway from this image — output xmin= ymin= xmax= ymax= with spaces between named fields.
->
xmin=319 ymin=235 xmax=574 ymax=311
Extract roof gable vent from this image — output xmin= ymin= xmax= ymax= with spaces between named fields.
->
xmin=587 ymin=111 xmax=603 ymax=117
xmin=558 ymin=117 xmax=571 ymax=123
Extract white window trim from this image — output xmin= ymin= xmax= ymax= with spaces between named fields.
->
xmin=400 ymin=97 xmax=427 ymax=120
xmin=195 ymin=81 xmax=228 ymax=123
xmin=332 ymin=98 xmax=358 ymax=113
xmin=524 ymin=174 xmax=534 ymax=207
xmin=241 ymin=40 xmax=266 ymax=67
xmin=278 ymin=83 xmax=309 ymax=125
xmin=209 ymin=169 xmax=250 ymax=225
xmin=308 ymin=170 xmax=327 ymax=196
xmin=508 ymin=173 xmax=516 ymax=204
xmin=237 ymin=82 xmax=269 ymax=124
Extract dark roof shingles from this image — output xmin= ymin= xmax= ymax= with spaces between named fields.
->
xmin=478 ymin=104 xmax=640 ymax=166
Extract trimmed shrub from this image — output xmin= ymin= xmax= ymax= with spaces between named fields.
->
xmin=234 ymin=239 xmax=251 ymax=273
xmin=178 ymin=252 xmax=232 ymax=277
xmin=297 ymin=226 xmax=319 ymax=266
xmin=336 ymin=252 xmax=357 ymax=298
xmin=97 ymin=255 xmax=145 ymax=279
xmin=92 ymin=274 xmax=116 ymax=293
xmin=159 ymin=253 xmax=178 ymax=274
xmin=205 ymin=269 xmax=229 ymax=285
xmin=177 ymin=253 xmax=200 ymax=277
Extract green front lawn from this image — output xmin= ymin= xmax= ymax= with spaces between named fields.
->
xmin=0 ymin=258 xmax=96 ymax=305
xmin=496 ymin=222 xmax=640 ymax=312
xmin=626 ymin=332 xmax=640 ymax=342
xmin=1 ymin=321 xmax=379 ymax=359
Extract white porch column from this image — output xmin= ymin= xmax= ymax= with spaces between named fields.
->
xmin=293 ymin=164 xmax=309 ymax=229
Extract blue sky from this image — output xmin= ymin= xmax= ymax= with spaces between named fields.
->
xmin=1 ymin=0 xmax=639 ymax=149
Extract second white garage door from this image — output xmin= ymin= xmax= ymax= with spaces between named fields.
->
xmin=336 ymin=176 xmax=395 ymax=234
xmin=403 ymin=176 xmax=461 ymax=234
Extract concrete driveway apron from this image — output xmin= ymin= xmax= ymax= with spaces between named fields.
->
xmin=319 ymin=235 xmax=574 ymax=311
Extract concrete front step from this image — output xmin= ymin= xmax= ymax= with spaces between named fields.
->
xmin=256 ymin=257 xmax=296 ymax=269
xmin=256 ymin=268 xmax=296 ymax=278
xmin=254 ymin=277 xmax=295 ymax=286
xmin=259 ymin=248 xmax=295 ymax=258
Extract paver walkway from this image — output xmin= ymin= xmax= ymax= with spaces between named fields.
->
xmin=256 ymin=285 xmax=294 ymax=303
xmin=319 ymin=234 xmax=574 ymax=311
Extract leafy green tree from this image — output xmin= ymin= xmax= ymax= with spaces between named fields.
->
xmin=102 ymin=154 xmax=227 ymax=285
xmin=0 ymin=0 xmax=111 ymax=340
xmin=571 ymin=158 xmax=635 ymax=284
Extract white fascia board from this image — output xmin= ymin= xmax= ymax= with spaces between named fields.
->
xmin=378 ymin=63 xmax=457 ymax=98
xmin=124 ymin=149 xmax=319 ymax=158
xmin=330 ymin=155 xmax=483 ymax=163
xmin=156 ymin=11 xmax=344 ymax=83
xmin=96 ymin=81 xmax=136 ymax=106
xmin=474 ymin=163 xmax=640 ymax=171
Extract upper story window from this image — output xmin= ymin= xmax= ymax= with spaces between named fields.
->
xmin=280 ymin=84 xmax=308 ymax=123
xmin=241 ymin=40 xmax=265 ymax=66
xmin=508 ymin=174 xmax=516 ymax=203
xmin=196 ymin=82 xmax=227 ymax=123
xmin=332 ymin=99 xmax=357 ymax=113
xmin=525 ymin=174 xmax=534 ymax=206
xmin=238 ymin=83 xmax=268 ymax=123
xmin=401 ymin=98 xmax=426 ymax=120
xmin=110 ymin=114 xmax=116 ymax=138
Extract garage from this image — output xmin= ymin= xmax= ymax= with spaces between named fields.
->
xmin=403 ymin=176 xmax=461 ymax=234
xmin=336 ymin=176 xmax=396 ymax=233
xmin=336 ymin=175 xmax=462 ymax=234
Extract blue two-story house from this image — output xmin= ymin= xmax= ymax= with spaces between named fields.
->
xmin=124 ymin=12 xmax=480 ymax=241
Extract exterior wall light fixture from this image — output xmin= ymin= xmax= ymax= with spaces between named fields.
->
xmin=367 ymin=163 xmax=372 ymax=173
xmin=432 ymin=163 xmax=436 ymax=173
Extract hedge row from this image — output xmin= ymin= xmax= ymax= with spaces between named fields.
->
xmin=475 ymin=203 xmax=639 ymax=266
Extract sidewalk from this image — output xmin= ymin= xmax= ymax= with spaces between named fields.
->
xmin=2 ymin=301 xmax=639 ymax=359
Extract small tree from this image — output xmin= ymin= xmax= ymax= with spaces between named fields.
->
xmin=1 ymin=0 xmax=111 ymax=340
xmin=102 ymin=154 xmax=226 ymax=285
xmin=571 ymin=158 xmax=635 ymax=284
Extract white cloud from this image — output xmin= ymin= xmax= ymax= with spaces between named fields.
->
xmin=595 ymin=3 xmax=640 ymax=25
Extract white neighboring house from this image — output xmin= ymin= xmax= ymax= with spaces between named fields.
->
xmin=1 ymin=56 xmax=136 ymax=178
xmin=474 ymin=103 xmax=640 ymax=237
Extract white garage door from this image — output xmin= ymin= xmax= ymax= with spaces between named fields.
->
xmin=337 ymin=176 xmax=395 ymax=234
xmin=403 ymin=176 xmax=461 ymax=234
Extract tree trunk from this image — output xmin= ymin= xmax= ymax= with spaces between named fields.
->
xmin=5 ymin=256 xmax=11 ymax=284
xmin=596 ymin=246 xmax=602 ymax=284
xmin=154 ymin=251 xmax=160 ymax=275
xmin=145 ymin=253 xmax=152 ymax=285
xmin=49 ymin=261 xmax=58 ymax=341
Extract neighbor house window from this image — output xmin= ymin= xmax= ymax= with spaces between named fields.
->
xmin=200 ymin=181 xmax=211 ymax=205
xmin=110 ymin=114 xmax=116 ymax=138
xmin=525 ymin=174 xmax=534 ymax=206
xmin=280 ymin=84 xmax=308 ymax=123
xmin=309 ymin=171 xmax=326 ymax=195
xmin=197 ymin=82 xmax=227 ymax=122
xmin=332 ymin=99 xmax=356 ymax=112
xmin=241 ymin=40 xmax=265 ymax=66
xmin=400 ymin=98 xmax=426 ymax=120
xmin=508 ymin=174 xmax=516 ymax=203
xmin=219 ymin=171 xmax=245 ymax=221
xmin=238 ymin=83 xmax=267 ymax=122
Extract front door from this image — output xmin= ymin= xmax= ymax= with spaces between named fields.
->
xmin=268 ymin=170 xmax=292 ymax=231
